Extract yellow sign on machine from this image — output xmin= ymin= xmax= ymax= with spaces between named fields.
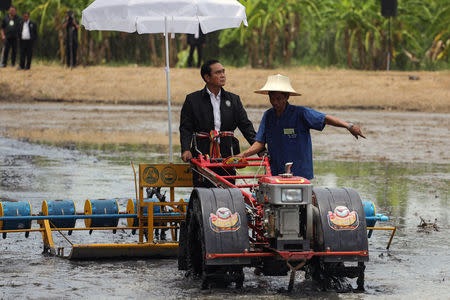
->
xmin=139 ymin=163 xmax=193 ymax=187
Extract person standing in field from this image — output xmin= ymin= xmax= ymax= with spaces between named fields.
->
xmin=18 ymin=12 xmax=38 ymax=70
xmin=238 ymin=74 xmax=365 ymax=179
xmin=63 ymin=10 xmax=79 ymax=68
xmin=0 ymin=6 xmax=21 ymax=68
xmin=179 ymin=59 xmax=256 ymax=187
xmin=187 ymin=27 xmax=206 ymax=68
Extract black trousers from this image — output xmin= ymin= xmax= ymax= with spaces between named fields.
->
xmin=187 ymin=43 xmax=203 ymax=68
xmin=19 ymin=39 xmax=33 ymax=69
xmin=1 ymin=38 xmax=18 ymax=66
xmin=66 ymin=42 xmax=78 ymax=67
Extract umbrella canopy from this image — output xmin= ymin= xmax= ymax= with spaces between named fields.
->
xmin=82 ymin=0 xmax=247 ymax=35
xmin=81 ymin=0 xmax=247 ymax=162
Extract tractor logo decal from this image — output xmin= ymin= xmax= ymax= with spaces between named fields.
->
xmin=143 ymin=166 xmax=159 ymax=184
xmin=209 ymin=207 xmax=241 ymax=233
xmin=161 ymin=166 xmax=177 ymax=185
xmin=327 ymin=206 xmax=359 ymax=230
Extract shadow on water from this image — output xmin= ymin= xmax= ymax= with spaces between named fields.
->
xmin=0 ymin=137 xmax=448 ymax=299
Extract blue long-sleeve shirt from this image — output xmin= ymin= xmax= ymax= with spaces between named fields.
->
xmin=255 ymin=103 xmax=325 ymax=179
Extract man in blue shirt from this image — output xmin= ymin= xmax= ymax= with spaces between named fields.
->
xmin=238 ymin=74 xmax=365 ymax=179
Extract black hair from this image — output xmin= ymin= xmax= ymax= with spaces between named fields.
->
xmin=200 ymin=59 xmax=220 ymax=83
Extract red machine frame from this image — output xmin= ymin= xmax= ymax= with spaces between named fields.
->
xmin=190 ymin=155 xmax=369 ymax=261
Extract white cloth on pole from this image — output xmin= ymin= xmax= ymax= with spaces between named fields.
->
xmin=82 ymin=0 xmax=248 ymax=35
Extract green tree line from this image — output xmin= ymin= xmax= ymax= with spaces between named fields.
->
xmin=1 ymin=0 xmax=449 ymax=70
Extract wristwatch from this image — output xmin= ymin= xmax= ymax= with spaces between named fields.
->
xmin=347 ymin=122 xmax=354 ymax=130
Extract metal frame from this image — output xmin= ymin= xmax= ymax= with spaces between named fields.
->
xmin=0 ymin=160 xmax=396 ymax=259
xmin=189 ymin=154 xmax=396 ymax=261
xmin=0 ymin=163 xmax=191 ymax=259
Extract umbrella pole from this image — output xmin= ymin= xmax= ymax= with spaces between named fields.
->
xmin=164 ymin=16 xmax=173 ymax=163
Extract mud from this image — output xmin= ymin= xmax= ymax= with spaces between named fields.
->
xmin=0 ymin=103 xmax=449 ymax=299
xmin=0 ymin=103 xmax=449 ymax=164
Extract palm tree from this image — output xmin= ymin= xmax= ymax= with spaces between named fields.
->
xmin=321 ymin=0 xmax=381 ymax=69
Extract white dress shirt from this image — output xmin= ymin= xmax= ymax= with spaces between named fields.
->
xmin=206 ymin=87 xmax=221 ymax=132
xmin=21 ymin=20 xmax=31 ymax=40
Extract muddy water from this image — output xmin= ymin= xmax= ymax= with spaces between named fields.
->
xmin=0 ymin=136 xmax=448 ymax=299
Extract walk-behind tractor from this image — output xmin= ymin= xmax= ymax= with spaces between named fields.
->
xmin=0 ymin=153 xmax=395 ymax=291
xmin=177 ymin=155 xmax=394 ymax=290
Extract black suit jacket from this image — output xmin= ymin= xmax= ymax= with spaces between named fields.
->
xmin=1 ymin=15 xmax=21 ymax=39
xmin=180 ymin=87 xmax=256 ymax=158
xmin=18 ymin=20 xmax=38 ymax=41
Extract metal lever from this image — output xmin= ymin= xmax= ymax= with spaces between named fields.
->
xmin=285 ymin=162 xmax=293 ymax=175
xmin=192 ymin=133 xmax=202 ymax=156
xmin=280 ymin=162 xmax=293 ymax=177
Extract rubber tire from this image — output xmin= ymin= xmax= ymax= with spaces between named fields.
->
xmin=186 ymin=197 xmax=207 ymax=279
xmin=186 ymin=191 xmax=246 ymax=289
xmin=178 ymin=221 xmax=188 ymax=270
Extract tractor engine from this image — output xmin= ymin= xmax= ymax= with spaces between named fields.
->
xmin=256 ymin=174 xmax=313 ymax=251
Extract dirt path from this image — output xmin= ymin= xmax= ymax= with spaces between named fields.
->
xmin=1 ymin=103 xmax=448 ymax=165
xmin=1 ymin=65 xmax=449 ymax=112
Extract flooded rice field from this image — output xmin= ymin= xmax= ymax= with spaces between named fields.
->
xmin=0 ymin=136 xmax=448 ymax=299
xmin=0 ymin=105 xmax=449 ymax=299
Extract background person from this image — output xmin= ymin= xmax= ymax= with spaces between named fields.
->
xmin=238 ymin=74 xmax=366 ymax=179
xmin=18 ymin=12 xmax=38 ymax=70
xmin=179 ymin=59 xmax=256 ymax=186
xmin=0 ymin=6 xmax=21 ymax=68
xmin=187 ymin=27 xmax=205 ymax=68
xmin=63 ymin=10 xmax=79 ymax=68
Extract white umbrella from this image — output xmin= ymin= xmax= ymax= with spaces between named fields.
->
xmin=81 ymin=0 xmax=248 ymax=162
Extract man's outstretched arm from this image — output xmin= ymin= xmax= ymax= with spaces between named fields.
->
xmin=325 ymin=115 xmax=366 ymax=139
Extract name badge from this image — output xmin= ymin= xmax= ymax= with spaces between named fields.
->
xmin=283 ymin=128 xmax=297 ymax=138
xmin=9 ymin=20 xmax=14 ymax=26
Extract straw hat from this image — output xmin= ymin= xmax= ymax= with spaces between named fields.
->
xmin=255 ymin=74 xmax=301 ymax=96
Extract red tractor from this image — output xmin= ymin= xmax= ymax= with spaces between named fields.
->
xmin=178 ymin=154 xmax=380 ymax=291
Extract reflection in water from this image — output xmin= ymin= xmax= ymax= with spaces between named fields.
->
xmin=0 ymin=137 xmax=448 ymax=298
xmin=314 ymin=160 xmax=449 ymax=228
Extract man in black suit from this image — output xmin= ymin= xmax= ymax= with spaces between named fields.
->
xmin=180 ymin=59 xmax=256 ymax=186
xmin=0 ymin=6 xmax=21 ymax=68
xmin=18 ymin=12 xmax=38 ymax=70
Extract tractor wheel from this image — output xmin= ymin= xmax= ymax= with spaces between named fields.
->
xmin=186 ymin=198 xmax=206 ymax=279
xmin=305 ymin=258 xmax=363 ymax=292
xmin=309 ymin=188 xmax=368 ymax=291
xmin=186 ymin=192 xmax=245 ymax=289
xmin=177 ymin=221 xmax=188 ymax=270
